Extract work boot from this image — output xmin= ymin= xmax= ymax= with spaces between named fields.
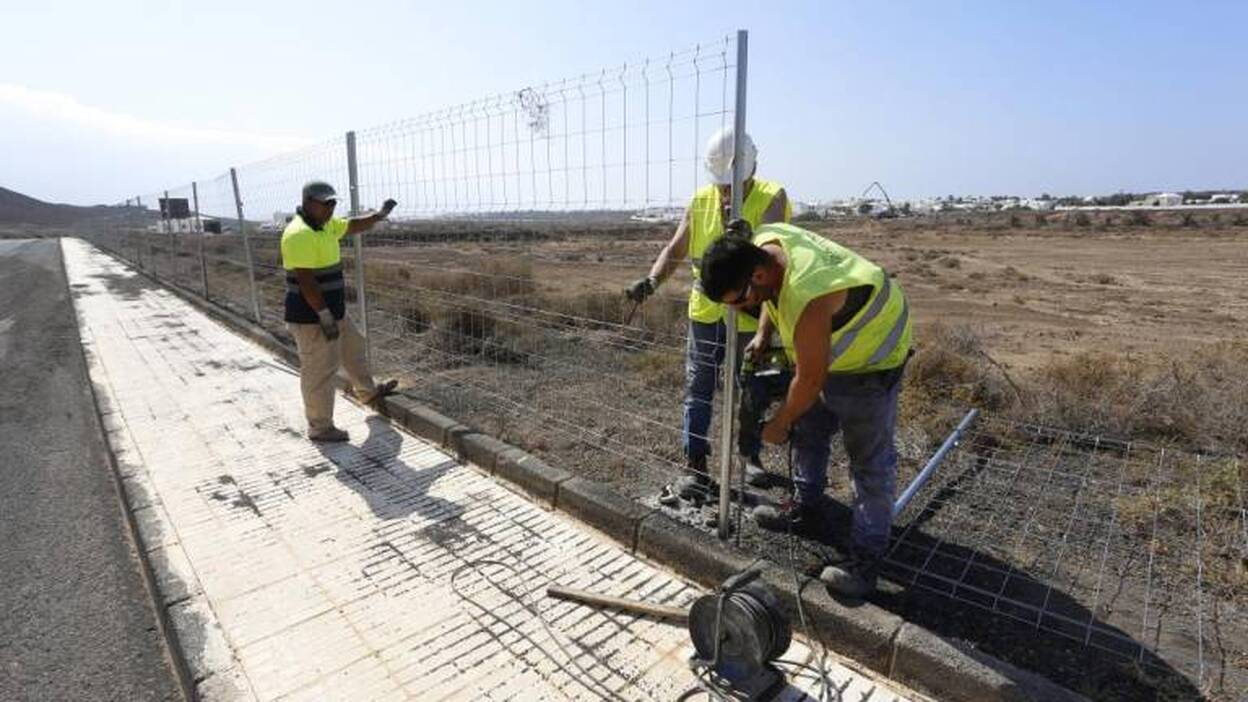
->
xmin=819 ymin=550 xmax=880 ymax=599
xmin=753 ymin=499 xmax=816 ymax=534
xmin=743 ymin=455 xmax=769 ymax=488
xmin=363 ymin=379 xmax=399 ymax=407
xmin=309 ymin=426 xmax=350 ymax=443
xmin=673 ymin=455 xmax=717 ymax=503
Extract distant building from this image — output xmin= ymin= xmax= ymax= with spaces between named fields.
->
xmin=1136 ymin=192 xmax=1183 ymax=207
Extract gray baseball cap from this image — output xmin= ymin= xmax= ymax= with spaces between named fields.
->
xmin=301 ymin=180 xmax=338 ymax=203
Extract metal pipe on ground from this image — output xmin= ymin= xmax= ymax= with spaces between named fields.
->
xmin=892 ymin=408 xmax=979 ymax=520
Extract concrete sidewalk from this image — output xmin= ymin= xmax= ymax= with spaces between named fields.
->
xmin=64 ymin=238 xmax=920 ymax=701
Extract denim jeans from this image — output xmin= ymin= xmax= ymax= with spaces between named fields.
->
xmin=683 ymin=320 xmax=754 ymax=460
xmin=791 ymin=365 xmax=905 ymax=557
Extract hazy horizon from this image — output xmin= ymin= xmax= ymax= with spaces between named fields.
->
xmin=3 ymin=0 xmax=1245 ymax=207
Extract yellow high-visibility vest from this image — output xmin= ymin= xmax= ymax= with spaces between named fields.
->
xmin=687 ymin=178 xmax=789 ymax=331
xmin=753 ymin=223 xmax=911 ymax=373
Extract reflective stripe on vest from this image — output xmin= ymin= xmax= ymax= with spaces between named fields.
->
xmin=755 ymin=223 xmax=911 ymax=374
xmin=828 ymin=276 xmax=893 ymax=363
xmin=867 ymin=296 xmax=910 ymax=366
xmin=285 ymin=262 xmax=345 ymax=295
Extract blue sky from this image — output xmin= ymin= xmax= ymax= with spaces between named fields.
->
xmin=3 ymin=0 xmax=1245 ymax=206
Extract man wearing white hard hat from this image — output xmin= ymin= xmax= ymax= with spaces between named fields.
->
xmin=625 ymin=127 xmax=790 ymax=503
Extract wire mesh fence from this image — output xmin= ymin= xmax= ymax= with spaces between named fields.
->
xmin=72 ymin=30 xmax=1246 ymax=700
xmin=886 ymin=418 xmax=1247 ymax=698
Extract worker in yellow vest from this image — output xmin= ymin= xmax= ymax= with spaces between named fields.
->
xmin=281 ymin=180 xmax=399 ymax=442
xmin=700 ymin=220 xmax=912 ymax=598
xmin=624 ymin=127 xmax=790 ymax=503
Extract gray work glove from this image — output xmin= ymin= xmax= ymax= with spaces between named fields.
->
xmin=624 ymin=276 xmax=657 ymax=303
xmin=317 ymin=308 xmax=340 ymax=341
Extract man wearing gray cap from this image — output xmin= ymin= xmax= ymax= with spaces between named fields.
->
xmin=281 ymin=180 xmax=398 ymax=442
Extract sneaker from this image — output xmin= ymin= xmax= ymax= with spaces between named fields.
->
xmin=744 ymin=455 xmax=769 ymax=488
xmin=819 ymin=551 xmax=880 ymax=598
xmin=753 ymin=499 xmax=816 ymax=533
xmin=309 ymin=426 xmax=350 ymax=443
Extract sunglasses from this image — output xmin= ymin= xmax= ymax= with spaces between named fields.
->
xmin=321 ymin=199 xmax=338 ymax=207
xmin=725 ymin=280 xmax=752 ymax=306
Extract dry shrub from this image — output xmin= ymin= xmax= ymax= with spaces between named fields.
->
xmin=629 ymin=348 xmax=685 ymax=389
xmin=401 ymin=304 xmax=430 ymax=334
xmin=429 ymin=307 xmax=526 ymax=365
xmin=1028 ymin=342 xmax=1248 ymax=453
xmin=369 ymin=257 xmax=536 ymax=299
xmin=902 ymin=323 xmax=1012 ymax=437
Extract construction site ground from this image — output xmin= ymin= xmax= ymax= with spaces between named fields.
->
xmin=57 ymin=236 xmax=925 ymax=701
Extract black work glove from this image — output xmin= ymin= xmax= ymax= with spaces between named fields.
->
xmin=724 ymin=218 xmax=753 ymax=240
xmin=379 ymin=199 xmax=397 ymax=219
xmin=624 ymin=276 xmax=657 ymax=303
xmin=317 ymin=308 xmax=340 ymax=341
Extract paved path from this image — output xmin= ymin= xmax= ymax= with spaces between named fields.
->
xmin=63 ymin=238 xmax=920 ymax=701
xmin=0 ymin=239 xmax=182 ymax=701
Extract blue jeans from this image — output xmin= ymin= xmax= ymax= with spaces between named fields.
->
xmin=683 ymin=320 xmax=754 ymax=461
xmin=792 ymin=366 xmax=905 ymax=557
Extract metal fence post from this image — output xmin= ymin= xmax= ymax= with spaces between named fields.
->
xmin=192 ymin=181 xmax=208 ymax=298
xmin=162 ymin=189 xmax=172 ymax=280
xmin=134 ymin=195 xmax=144 ymax=269
xmin=230 ymin=167 xmax=263 ymax=323
xmin=717 ymin=29 xmax=748 ymax=540
xmin=345 ymin=130 xmax=370 ymax=365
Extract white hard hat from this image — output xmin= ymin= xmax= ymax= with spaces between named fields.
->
xmin=703 ymin=126 xmax=757 ymax=185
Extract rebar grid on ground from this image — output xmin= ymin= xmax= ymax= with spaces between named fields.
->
xmin=886 ymin=416 xmax=1246 ymax=696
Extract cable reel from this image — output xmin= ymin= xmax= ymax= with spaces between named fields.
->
xmin=687 ymin=569 xmax=792 ymax=699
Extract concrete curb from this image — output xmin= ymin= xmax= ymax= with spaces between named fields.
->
xmin=115 ymin=248 xmax=1087 ymax=702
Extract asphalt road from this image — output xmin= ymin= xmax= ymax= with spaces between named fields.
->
xmin=0 ymin=239 xmax=183 ymax=701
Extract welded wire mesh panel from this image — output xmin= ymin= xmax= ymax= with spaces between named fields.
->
xmin=354 ymin=39 xmax=736 ymax=218
xmin=231 ymin=138 xmax=352 ymax=337
xmin=886 ymin=417 xmax=1247 ymax=699
xmin=353 ymin=36 xmax=741 ymax=502
xmin=194 ymin=173 xmax=254 ymax=320
xmin=156 ymin=182 xmax=200 ymax=291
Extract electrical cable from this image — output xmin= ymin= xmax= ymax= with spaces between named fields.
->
xmin=783 ymin=439 xmax=839 ymax=702
xmin=449 ymin=559 xmax=636 ymax=702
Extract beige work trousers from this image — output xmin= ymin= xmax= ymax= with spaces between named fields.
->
xmin=288 ymin=317 xmax=377 ymax=433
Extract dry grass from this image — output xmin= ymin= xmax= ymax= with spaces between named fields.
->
xmin=1031 ymin=343 xmax=1248 ymax=454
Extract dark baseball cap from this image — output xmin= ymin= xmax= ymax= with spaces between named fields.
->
xmin=301 ymin=180 xmax=337 ymax=203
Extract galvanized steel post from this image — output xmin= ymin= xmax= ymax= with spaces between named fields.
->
xmin=162 ymin=189 xmax=172 ymax=279
xmin=192 ymin=181 xmax=208 ymax=298
xmin=717 ymin=29 xmax=748 ymax=540
xmin=345 ymin=131 xmax=370 ymax=365
xmin=892 ymin=409 xmax=980 ymax=519
xmin=135 ymin=195 xmax=145 ymax=270
xmin=230 ymin=167 xmax=263 ymax=323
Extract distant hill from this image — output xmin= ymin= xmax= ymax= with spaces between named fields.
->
xmin=0 ymin=187 xmax=119 ymax=226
